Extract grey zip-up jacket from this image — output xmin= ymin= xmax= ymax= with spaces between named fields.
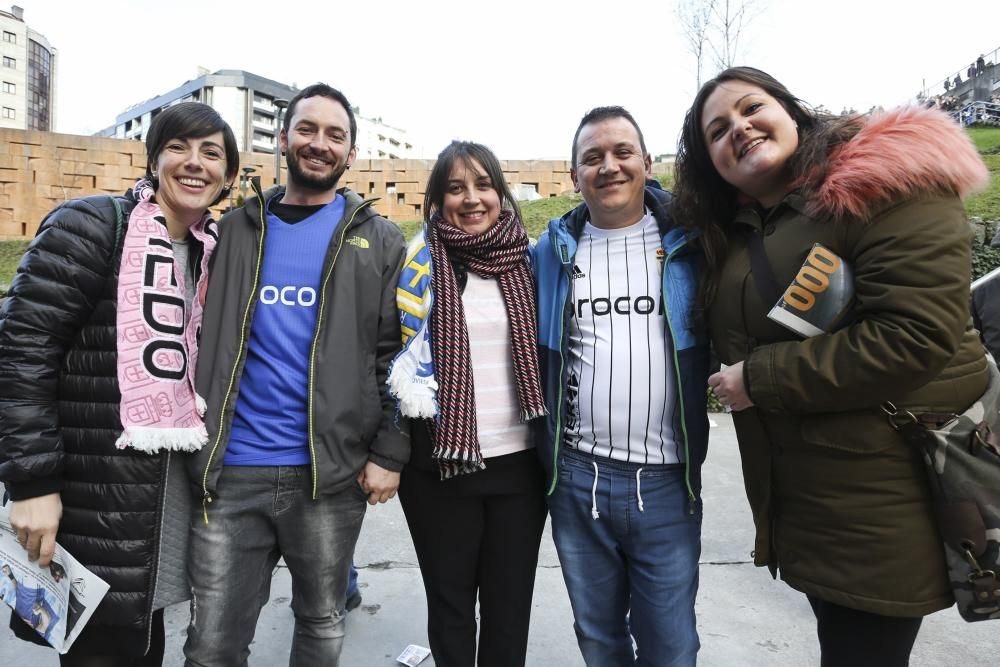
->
xmin=188 ymin=179 xmax=408 ymax=509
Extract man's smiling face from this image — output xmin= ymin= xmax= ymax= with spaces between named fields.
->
xmin=280 ymin=95 xmax=355 ymax=193
xmin=572 ymin=116 xmax=652 ymax=229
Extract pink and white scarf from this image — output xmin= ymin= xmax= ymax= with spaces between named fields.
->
xmin=114 ymin=179 xmax=217 ymax=453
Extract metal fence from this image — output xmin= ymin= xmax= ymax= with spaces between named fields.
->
xmin=949 ymin=100 xmax=1000 ymax=126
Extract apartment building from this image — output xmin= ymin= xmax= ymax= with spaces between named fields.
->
xmin=0 ymin=4 xmax=57 ymax=131
xmin=100 ymin=69 xmax=416 ymax=158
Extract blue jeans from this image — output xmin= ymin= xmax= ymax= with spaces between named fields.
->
xmin=347 ymin=563 xmax=359 ymax=598
xmin=183 ymin=465 xmax=367 ymax=667
xmin=548 ymin=448 xmax=702 ymax=667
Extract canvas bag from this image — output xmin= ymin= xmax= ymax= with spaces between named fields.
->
xmin=882 ymin=357 xmax=1000 ymax=622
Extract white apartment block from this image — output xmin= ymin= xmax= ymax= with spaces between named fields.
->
xmin=0 ymin=5 xmax=56 ymax=131
xmin=355 ymin=113 xmax=414 ymax=159
xmin=99 ymin=70 xmax=297 ymax=154
xmin=100 ymin=69 xmax=416 ymax=159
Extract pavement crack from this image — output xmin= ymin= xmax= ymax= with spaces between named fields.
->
xmin=701 ymin=559 xmax=753 ymax=565
xmin=357 ymin=560 xmax=420 ymax=570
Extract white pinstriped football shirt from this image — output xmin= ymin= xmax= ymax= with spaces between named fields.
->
xmin=562 ymin=213 xmax=682 ymax=465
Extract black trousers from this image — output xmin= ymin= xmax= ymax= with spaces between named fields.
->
xmin=399 ymin=449 xmax=548 ymax=667
xmin=808 ymin=595 xmax=923 ymax=667
xmin=59 ymin=609 xmax=165 ymax=667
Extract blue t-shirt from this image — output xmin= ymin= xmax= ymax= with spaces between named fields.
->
xmin=224 ymin=196 xmax=346 ymax=466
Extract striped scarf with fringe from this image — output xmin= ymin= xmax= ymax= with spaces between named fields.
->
xmin=425 ymin=210 xmax=547 ymax=478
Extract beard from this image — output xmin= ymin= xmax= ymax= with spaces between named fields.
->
xmin=285 ymin=150 xmax=348 ymax=192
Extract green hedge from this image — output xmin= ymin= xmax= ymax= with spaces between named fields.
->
xmin=972 ymin=241 xmax=1000 ymax=281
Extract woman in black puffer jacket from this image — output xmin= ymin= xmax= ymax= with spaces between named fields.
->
xmin=0 ymin=102 xmax=238 ymax=666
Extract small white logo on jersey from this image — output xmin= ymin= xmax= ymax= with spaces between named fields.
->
xmin=260 ymin=286 xmax=317 ymax=307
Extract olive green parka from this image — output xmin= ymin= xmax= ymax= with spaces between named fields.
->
xmin=709 ymin=107 xmax=990 ymax=617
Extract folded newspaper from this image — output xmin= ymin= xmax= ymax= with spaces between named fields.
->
xmin=397 ymin=644 xmax=432 ymax=666
xmin=767 ymin=243 xmax=854 ymax=337
xmin=0 ymin=504 xmax=110 ymax=654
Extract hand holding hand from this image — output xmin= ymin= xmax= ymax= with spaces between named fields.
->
xmin=708 ymin=361 xmax=754 ymax=412
xmin=356 ymin=462 xmax=400 ymax=505
xmin=9 ymin=493 xmax=62 ymax=567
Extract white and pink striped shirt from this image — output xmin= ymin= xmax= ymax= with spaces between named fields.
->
xmin=462 ymin=272 xmax=531 ymax=458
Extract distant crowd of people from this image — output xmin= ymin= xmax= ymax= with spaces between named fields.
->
xmin=942 ymin=53 xmax=994 ymax=92
xmin=925 ymin=88 xmax=1000 ymax=126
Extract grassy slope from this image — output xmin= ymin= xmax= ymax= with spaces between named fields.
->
xmin=964 ymin=127 xmax=1000 ymax=219
xmin=0 ymin=240 xmax=28 ymax=288
xmin=967 ymin=126 xmax=1000 ymax=152
xmin=520 ymin=193 xmax=584 ymax=238
xmin=968 ymin=128 xmax=1000 ymax=280
xmin=965 ymin=153 xmax=1000 ymax=220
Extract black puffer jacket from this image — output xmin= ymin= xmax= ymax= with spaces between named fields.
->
xmin=0 ymin=193 xmax=196 ymax=656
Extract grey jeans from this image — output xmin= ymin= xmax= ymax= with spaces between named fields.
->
xmin=183 ymin=465 xmax=367 ymax=667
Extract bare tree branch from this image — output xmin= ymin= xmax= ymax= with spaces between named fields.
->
xmin=677 ymin=0 xmax=765 ymax=87
xmin=675 ymin=0 xmax=716 ymax=89
xmin=710 ymin=0 xmax=759 ymax=70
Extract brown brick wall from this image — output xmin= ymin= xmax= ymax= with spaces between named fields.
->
xmin=0 ymin=128 xmax=671 ymax=238
xmin=0 ymin=129 xmax=149 ymax=238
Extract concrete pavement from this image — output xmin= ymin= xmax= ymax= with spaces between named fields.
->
xmin=3 ymin=413 xmax=999 ymax=665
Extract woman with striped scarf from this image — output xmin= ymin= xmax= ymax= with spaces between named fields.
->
xmin=388 ymin=140 xmax=548 ymax=666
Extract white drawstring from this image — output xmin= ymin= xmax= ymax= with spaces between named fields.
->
xmin=591 ymin=461 xmax=600 ymax=520
xmin=636 ymin=467 xmax=645 ymax=512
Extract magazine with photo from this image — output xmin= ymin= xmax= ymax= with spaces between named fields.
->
xmin=0 ymin=503 xmax=110 ymax=654
xmin=767 ymin=243 xmax=855 ymax=338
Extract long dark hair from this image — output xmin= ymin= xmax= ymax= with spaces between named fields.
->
xmin=423 ymin=141 xmax=521 ymax=226
xmin=671 ymin=66 xmax=862 ymax=309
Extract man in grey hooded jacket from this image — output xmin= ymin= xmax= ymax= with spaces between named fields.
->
xmin=183 ymin=83 xmax=407 ymax=667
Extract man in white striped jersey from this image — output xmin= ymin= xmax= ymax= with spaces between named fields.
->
xmin=535 ymin=107 xmax=710 ymax=666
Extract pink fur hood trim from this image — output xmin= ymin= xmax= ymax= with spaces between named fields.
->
xmin=811 ymin=107 xmax=989 ymax=222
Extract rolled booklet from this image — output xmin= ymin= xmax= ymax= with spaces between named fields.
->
xmin=767 ymin=243 xmax=854 ymax=338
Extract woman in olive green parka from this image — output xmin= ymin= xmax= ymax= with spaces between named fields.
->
xmin=672 ymin=67 xmax=989 ymax=665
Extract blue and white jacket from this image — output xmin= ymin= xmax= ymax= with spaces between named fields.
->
xmin=534 ymin=186 xmax=710 ymax=503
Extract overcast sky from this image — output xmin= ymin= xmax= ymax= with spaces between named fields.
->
xmin=19 ymin=0 xmax=1000 ymax=158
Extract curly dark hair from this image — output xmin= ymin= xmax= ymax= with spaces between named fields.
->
xmin=671 ymin=66 xmax=862 ymax=309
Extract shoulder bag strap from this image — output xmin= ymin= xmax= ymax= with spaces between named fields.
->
xmin=105 ymin=196 xmax=125 ymax=291
xmin=746 ymin=229 xmax=783 ymax=307
xmin=109 ymin=196 xmax=124 ymax=255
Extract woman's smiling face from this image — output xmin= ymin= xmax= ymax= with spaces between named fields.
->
xmin=440 ymin=158 xmax=501 ymax=236
xmin=152 ymin=132 xmax=229 ymax=228
xmin=701 ymin=80 xmax=800 ymax=207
